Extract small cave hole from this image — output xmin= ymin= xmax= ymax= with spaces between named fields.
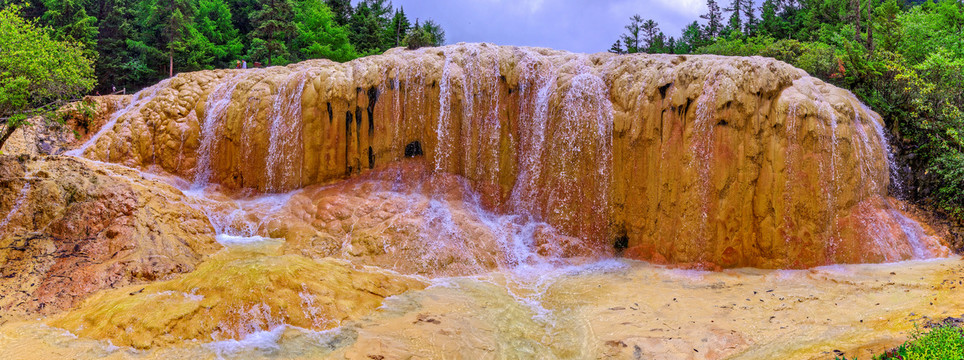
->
xmin=404 ymin=141 xmax=424 ymax=158
xmin=614 ymin=233 xmax=629 ymax=252
xmin=658 ymin=83 xmax=672 ymax=99
xmin=500 ymin=75 xmax=507 ymax=83
xmin=717 ymin=119 xmax=729 ymax=126
xmin=326 ymin=102 xmax=333 ymax=123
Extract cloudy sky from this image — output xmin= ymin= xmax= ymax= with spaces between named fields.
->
xmin=373 ymin=0 xmax=709 ymax=54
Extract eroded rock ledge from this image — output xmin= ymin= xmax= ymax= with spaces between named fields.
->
xmin=0 ymin=156 xmax=219 ymax=320
xmin=70 ymin=43 xmax=946 ymax=268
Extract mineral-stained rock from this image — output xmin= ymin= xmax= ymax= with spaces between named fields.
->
xmin=0 ymin=96 xmax=131 ymax=157
xmin=271 ymin=160 xmax=600 ymax=276
xmin=0 ymin=156 xmax=219 ymax=320
xmin=70 ymin=43 xmax=947 ymax=268
xmin=49 ymin=245 xmax=426 ymax=349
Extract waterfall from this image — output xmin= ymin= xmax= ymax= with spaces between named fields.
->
xmin=65 ymin=79 xmax=170 ymax=159
xmin=0 ymin=182 xmax=31 ymax=232
xmin=509 ymin=50 xmax=555 ymax=219
xmin=265 ymin=73 xmax=309 ymax=192
xmin=193 ymin=74 xmax=243 ymax=189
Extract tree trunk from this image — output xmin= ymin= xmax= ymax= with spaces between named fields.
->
xmin=853 ymin=0 xmax=862 ymax=43
xmin=867 ymin=0 xmax=874 ymax=52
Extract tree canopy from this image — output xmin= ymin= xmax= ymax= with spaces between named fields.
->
xmin=0 ymin=5 xmax=96 ymax=149
xmin=5 ymin=0 xmax=444 ymax=92
xmin=612 ymin=0 xmax=964 ymax=221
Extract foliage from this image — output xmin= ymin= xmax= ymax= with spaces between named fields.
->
xmin=834 ymin=324 xmax=964 ymax=360
xmin=0 ymin=5 xmax=95 ymax=150
xmin=612 ymin=0 xmax=964 ymax=221
xmin=8 ymin=0 xmax=443 ymax=92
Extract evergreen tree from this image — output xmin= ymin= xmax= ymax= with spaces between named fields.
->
xmin=349 ymin=0 xmax=391 ymax=54
xmin=196 ymin=0 xmax=243 ymax=67
xmin=293 ymin=0 xmax=356 ymax=61
xmin=421 ymin=19 xmax=444 ymax=46
xmin=92 ymin=0 xmax=140 ymax=91
xmin=324 ymin=0 xmax=350 ymax=26
xmin=724 ymin=0 xmax=744 ymax=35
xmin=248 ymin=0 xmax=296 ymax=65
xmin=741 ymin=0 xmax=758 ymax=35
xmin=609 ymin=39 xmax=624 ymax=54
xmin=383 ymin=7 xmax=409 ymax=48
xmin=129 ymin=0 xmax=199 ymax=78
xmin=620 ymin=14 xmax=643 ymax=53
xmin=680 ymin=21 xmax=707 ymax=51
xmin=641 ymin=19 xmax=660 ymax=51
xmin=759 ymin=0 xmax=784 ymax=37
xmin=39 ymin=0 xmax=99 ymax=55
xmin=701 ymin=0 xmax=724 ymax=38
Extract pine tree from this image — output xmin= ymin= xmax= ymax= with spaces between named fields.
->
xmin=641 ymin=19 xmax=660 ymax=52
xmin=293 ymin=0 xmax=356 ymax=61
xmin=349 ymin=0 xmax=391 ymax=54
xmin=383 ymin=7 xmax=409 ymax=48
xmin=759 ymin=0 xmax=782 ymax=37
xmin=92 ymin=0 xmax=141 ymax=91
xmin=324 ymin=0 xmax=350 ymax=26
xmin=620 ymin=14 xmax=643 ymax=53
xmin=421 ymin=19 xmax=444 ymax=46
xmin=39 ymin=0 xmax=99 ymax=55
xmin=701 ymin=0 xmax=723 ymax=38
xmin=609 ymin=39 xmax=624 ymax=54
xmin=129 ymin=0 xmax=198 ymax=78
xmin=741 ymin=0 xmax=757 ymax=35
xmin=248 ymin=0 xmax=296 ymax=66
xmin=196 ymin=0 xmax=243 ymax=67
xmin=681 ymin=21 xmax=706 ymax=51
xmin=724 ymin=0 xmax=744 ymax=35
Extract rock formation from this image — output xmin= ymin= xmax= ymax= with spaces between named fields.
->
xmin=50 ymin=246 xmax=426 ymax=349
xmin=0 ymin=156 xmax=219 ymax=320
xmin=68 ymin=43 xmax=947 ymax=268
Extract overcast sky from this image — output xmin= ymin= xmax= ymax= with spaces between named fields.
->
xmin=364 ymin=0 xmax=710 ymax=54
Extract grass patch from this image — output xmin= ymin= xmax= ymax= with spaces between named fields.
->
xmin=836 ymin=323 xmax=964 ymax=360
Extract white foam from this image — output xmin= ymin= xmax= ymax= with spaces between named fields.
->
xmin=215 ymin=234 xmax=276 ymax=246
xmin=205 ymin=325 xmax=285 ymax=357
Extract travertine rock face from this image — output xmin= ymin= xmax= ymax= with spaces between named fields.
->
xmin=72 ymin=43 xmax=946 ymax=268
xmin=270 ymin=161 xmax=598 ymax=276
xmin=0 ymin=156 xmax=219 ymax=319
xmin=50 ymin=246 xmax=426 ymax=349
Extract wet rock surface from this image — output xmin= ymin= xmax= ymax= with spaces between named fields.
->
xmin=68 ymin=43 xmax=946 ymax=268
xmin=0 ymin=156 xmax=219 ymax=320
xmin=49 ymin=243 xmax=426 ymax=349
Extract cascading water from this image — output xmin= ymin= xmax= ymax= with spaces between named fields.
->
xmin=265 ymin=73 xmax=309 ymax=192
xmin=64 ymin=79 xmax=170 ymax=159
xmin=8 ymin=44 xmax=959 ymax=360
xmin=192 ymin=74 xmax=243 ymax=189
xmin=0 ymin=182 xmax=30 ymax=232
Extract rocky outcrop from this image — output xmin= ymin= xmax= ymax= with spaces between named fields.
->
xmin=70 ymin=43 xmax=947 ymax=268
xmin=270 ymin=160 xmax=598 ymax=276
xmin=0 ymin=156 xmax=219 ymax=320
xmin=50 ymin=246 xmax=426 ymax=349
xmin=0 ymin=96 xmax=131 ymax=157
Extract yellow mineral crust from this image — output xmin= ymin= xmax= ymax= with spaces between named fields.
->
xmin=48 ymin=244 xmax=426 ymax=349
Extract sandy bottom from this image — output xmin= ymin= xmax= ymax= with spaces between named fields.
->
xmin=1 ymin=251 xmax=962 ymax=360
